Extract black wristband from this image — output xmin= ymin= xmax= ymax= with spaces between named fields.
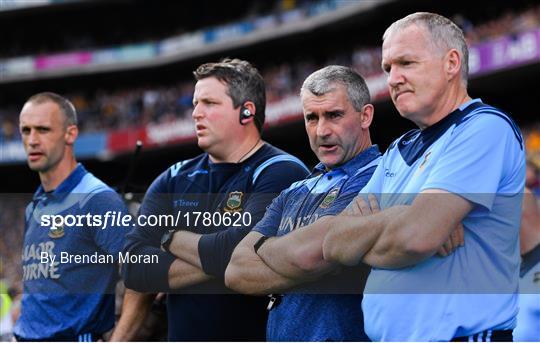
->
xmin=161 ymin=230 xmax=176 ymax=252
xmin=253 ymin=235 xmax=270 ymax=254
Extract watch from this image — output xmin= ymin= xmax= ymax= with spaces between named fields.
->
xmin=161 ymin=230 xmax=176 ymax=252
xmin=253 ymin=235 xmax=270 ymax=254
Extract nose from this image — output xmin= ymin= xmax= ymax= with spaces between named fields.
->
xmin=27 ymin=129 xmax=40 ymax=147
xmin=316 ymin=118 xmax=332 ymax=139
xmin=387 ymin=66 xmax=404 ymax=89
xmin=192 ymin=103 xmax=204 ymax=120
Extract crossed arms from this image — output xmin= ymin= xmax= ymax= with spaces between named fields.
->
xmin=323 ymin=190 xmax=469 ymax=267
xmin=226 ymin=189 xmax=468 ymax=294
xmin=225 ymin=216 xmax=336 ymax=295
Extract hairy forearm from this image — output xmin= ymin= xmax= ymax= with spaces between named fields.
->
xmin=257 ymin=216 xmax=335 ymax=280
xmin=323 ymin=204 xmax=437 ymax=268
xmin=169 ymin=230 xmax=203 ymax=268
xmin=323 ymin=210 xmax=390 ymax=266
xmin=109 ymin=290 xmax=154 ymax=341
xmin=362 ymin=216 xmax=431 ymax=268
xmin=164 ymin=230 xmax=213 ymax=289
xmin=364 ymin=192 xmax=473 ymax=268
xmin=225 ymin=235 xmax=299 ymax=295
xmin=168 ymin=258 xmax=212 ymax=289
xmin=227 ymin=250 xmax=298 ymax=294
xmin=326 ymin=191 xmax=471 ymax=269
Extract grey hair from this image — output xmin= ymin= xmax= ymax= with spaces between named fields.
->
xmin=300 ymin=65 xmax=371 ymax=111
xmin=383 ymin=12 xmax=469 ymax=87
xmin=25 ymin=92 xmax=78 ymax=127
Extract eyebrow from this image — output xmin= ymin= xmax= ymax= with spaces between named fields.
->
xmin=383 ymin=52 xmax=417 ymax=62
xmin=193 ymin=96 xmax=218 ymax=105
xmin=20 ymin=124 xmax=51 ymax=130
xmin=304 ymin=110 xmax=344 ymax=117
xmin=382 ymin=53 xmax=419 ymax=70
xmin=325 ymin=110 xmax=343 ymax=116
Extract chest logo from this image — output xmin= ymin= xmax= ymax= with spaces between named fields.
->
xmin=48 ymin=217 xmax=65 ymax=239
xmin=320 ymin=188 xmax=340 ymax=209
xmin=418 ymin=151 xmax=432 ymax=171
xmin=225 ymin=191 xmax=243 ymax=212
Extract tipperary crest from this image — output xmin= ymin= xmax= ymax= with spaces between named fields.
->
xmin=48 ymin=217 xmax=65 ymax=239
xmin=320 ymin=188 xmax=340 ymax=209
xmin=225 ymin=191 xmax=243 ymax=212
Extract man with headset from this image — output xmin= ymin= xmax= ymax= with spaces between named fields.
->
xmin=122 ymin=58 xmax=309 ymax=341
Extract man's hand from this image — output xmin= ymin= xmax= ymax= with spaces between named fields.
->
xmin=225 ymin=231 xmax=299 ymax=295
xmin=168 ymin=230 xmax=203 ymax=268
xmin=437 ymin=223 xmax=464 ymax=257
xmin=342 ymin=194 xmax=381 ymax=216
xmin=342 ymin=193 xmax=464 ymax=258
xmin=108 ymin=289 xmax=155 ymax=341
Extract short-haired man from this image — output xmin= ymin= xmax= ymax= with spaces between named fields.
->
xmin=122 ymin=58 xmax=309 ymax=341
xmin=14 ymin=92 xmax=145 ymax=341
xmin=225 ymin=65 xmax=380 ymax=341
xmin=323 ymin=12 xmax=525 ymax=341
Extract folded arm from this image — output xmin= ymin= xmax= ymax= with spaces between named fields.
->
xmin=225 ymin=231 xmax=300 ymax=295
xmin=256 ymin=216 xmax=338 ymax=280
xmin=323 ymin=190 xmax=472 ymax=268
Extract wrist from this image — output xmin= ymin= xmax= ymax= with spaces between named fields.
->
xmin=254 ymin=235 xmax=270 ymax=254
xmin=160 ymin=230 xmax=176 ymax=252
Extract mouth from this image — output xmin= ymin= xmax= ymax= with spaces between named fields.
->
xmin=394 ymin=90 xmax=412 ymax=101
xmin=195 ymin=124 xmax=207 ymax=134
xmin=28 ymin=152 xmax=43 ymax=162
xmin=319 ymin=144 xmax=338 ymax=153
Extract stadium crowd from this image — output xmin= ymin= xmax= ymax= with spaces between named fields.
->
xmin=1 ymin=3 xmax=540 ymax=142
xmin=0 ymin=196 xmax=27 ymax=292
xmin=0 ymin=0 xmax=288 ymax=59
xmin=0 ymin=196 xmax=26 ymax=341
xmin=460 ymin=4 xmax=540 ymax=43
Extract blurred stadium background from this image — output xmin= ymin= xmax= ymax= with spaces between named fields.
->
xmin=1 ymin=0 xmax=540 ymax=338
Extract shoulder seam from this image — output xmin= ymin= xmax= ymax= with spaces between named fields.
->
xmin=252 ymin=155 xmax=309 ymax=185
xmin=463 ymin=108 xmax=523 ymax=150
xmin=80 ymin=188 xmax=115 ymax=208
xmin=170 ymin=158 xmax=194 ymax=178
xmin=288 ymin=174 xmax=319 ymax=190
xmin=352 ymin=157 xmax=381 ymax=177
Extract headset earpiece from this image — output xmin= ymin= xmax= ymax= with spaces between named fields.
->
xmin=239 ymin=105 xmax=253 ymax=125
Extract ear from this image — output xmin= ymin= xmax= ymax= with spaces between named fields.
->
xmin=360 ymin=104 xmax=374 ymax=129
xmin=240 ymin=101 xmax=257 ymax=125
xmin=445 ymin=49 xmax=461 ymax=82
xmin=64 ymin=125 xmax=79 ymax=146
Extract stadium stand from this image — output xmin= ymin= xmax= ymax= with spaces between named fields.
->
xmin=0 ymin=2 xmax=539 ymax=142
xmin=1 ymin=0 xmax=540 ymax=340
